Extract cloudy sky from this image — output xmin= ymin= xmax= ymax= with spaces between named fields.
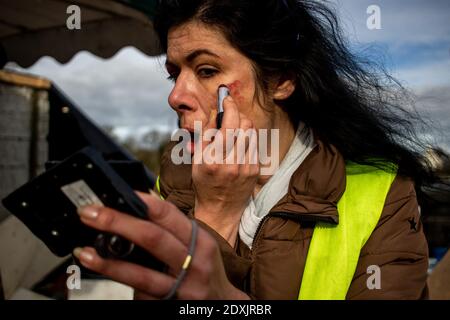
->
xmin=7 ymin=0 xmax=450 ymax=149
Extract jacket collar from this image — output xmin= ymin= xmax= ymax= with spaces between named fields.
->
xmin=269 ymin=134 xmax=346 ymax=224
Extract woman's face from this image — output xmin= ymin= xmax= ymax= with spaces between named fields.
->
xmin=165 ymin=21 xmax=272 ymax=133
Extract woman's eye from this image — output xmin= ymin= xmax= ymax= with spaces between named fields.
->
xmin=198 ymin=68 xmax=218 ymax=78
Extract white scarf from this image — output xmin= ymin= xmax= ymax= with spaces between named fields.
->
xmin=238 ymin=122 xmax=316 ymax=249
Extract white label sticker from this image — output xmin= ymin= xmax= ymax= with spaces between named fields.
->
xmin=61 ymin=180 xmax=104 ymax=208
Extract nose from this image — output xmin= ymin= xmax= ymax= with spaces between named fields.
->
xmin=168 ymin=75 xmax=197 ymax=114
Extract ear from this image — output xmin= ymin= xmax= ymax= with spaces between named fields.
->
xmin=272 ymin=76 xmax=296 ymax=100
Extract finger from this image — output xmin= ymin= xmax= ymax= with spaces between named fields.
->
xmin=243 ymin=128 xmax=260 ymax=172
xmin=225 ymin=126 xmax=256 ymax=165
xmin=77 ymin=205 xmax=188 ymax=272
xmin=74 ymin=247 xmax=174 ymax=298
xmin=238 ymin=115 xmax=259 ymax=167
xmin=136 ymin=192 xmax=193 ymax=246
xmin=248 ymin=126 xmax=259 ymax=166
xmin=220 ymin=95 xmax=240 ymax=131
xmin=238 ymin=113 xmax=253 ymax=131
xmin=193 ymin=109 xmax=219 ymax=164
xmin=134 ymin=290 xmax=158 ymax=300
xmin=238 ymin=115 xmax=254 ymax=162
xmin=218 ymin=96 xmax=241 ymax=158
xmin=230 ymin=129 xmax=246 ymax=165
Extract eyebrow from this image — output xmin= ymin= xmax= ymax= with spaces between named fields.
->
xmin=166 ymin=49 xmax=220 ymax=67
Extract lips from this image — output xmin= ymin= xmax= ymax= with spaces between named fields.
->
xmin=181 ymin=127 xmax=195 ymax=138
xmin=181 ymin=127 xmax=196 ymax=155
xmin=182 ymin=127 xmax=194 ymax=133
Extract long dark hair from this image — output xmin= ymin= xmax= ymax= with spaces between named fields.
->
xmin=153 ymin=0 xmax=444 ymax=194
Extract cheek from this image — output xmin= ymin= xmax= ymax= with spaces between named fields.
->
xmin=226 ymin=80 xmax=249 ymax=107
xmin=226 ymin=79 xmax=258 ymax=114
xmin=227 ymin=78 xmax=271 ymax=130
xmin=199 ymin=90 xmax=216 ymax=116
xmin=185 ymin=87 xmax=216 ymax=126
xmin=227 ymin=80 xmax=244 ymax=103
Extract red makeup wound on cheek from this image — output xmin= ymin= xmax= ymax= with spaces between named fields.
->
xmin=227 ymin=80 xmax=242 ymax=95
xmin=226 ymin=80 xmax=245 ymax=105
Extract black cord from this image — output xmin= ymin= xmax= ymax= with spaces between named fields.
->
xmin=162 ymin=219 xmax=198 ymax=300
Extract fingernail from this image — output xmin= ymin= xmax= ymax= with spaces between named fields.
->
xmin=77 ymin=206 xmax=99 ymax=219
xmin=73 ymin=247 xmax=83 ymax=259
xmin=150 ymin=190 xmax=159 ymax=198
xmin=80 ymin=251 xmax=94 ymax=262
xmin=73 ymin=247 xmax=94 ymax=262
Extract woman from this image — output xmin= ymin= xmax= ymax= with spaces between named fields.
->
xmin=73 ymin=0 xmax=438 ymax=299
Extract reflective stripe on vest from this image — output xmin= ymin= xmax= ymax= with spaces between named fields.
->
xmin=155 ymin=175 xmax=165 ymax=200
xmin=298 ymin=162 xmax=397 ymax=300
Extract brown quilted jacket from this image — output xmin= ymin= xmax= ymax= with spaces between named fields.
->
xmin=158 ymin=134 xmax=429 ymax=300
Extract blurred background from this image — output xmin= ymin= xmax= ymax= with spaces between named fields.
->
xmin=3 ymin=0 xmax=450 ymax=172
xmin=0 ymin=0 xmax=449 ymax=300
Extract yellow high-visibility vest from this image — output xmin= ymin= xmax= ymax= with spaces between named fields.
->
xmin=156 ymin=161 xmax=397 ymax=300
xmin=155 ymin=176 xmax=165 ymax=200
xmin=299 ymin=162 xmax=397 ymax=300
